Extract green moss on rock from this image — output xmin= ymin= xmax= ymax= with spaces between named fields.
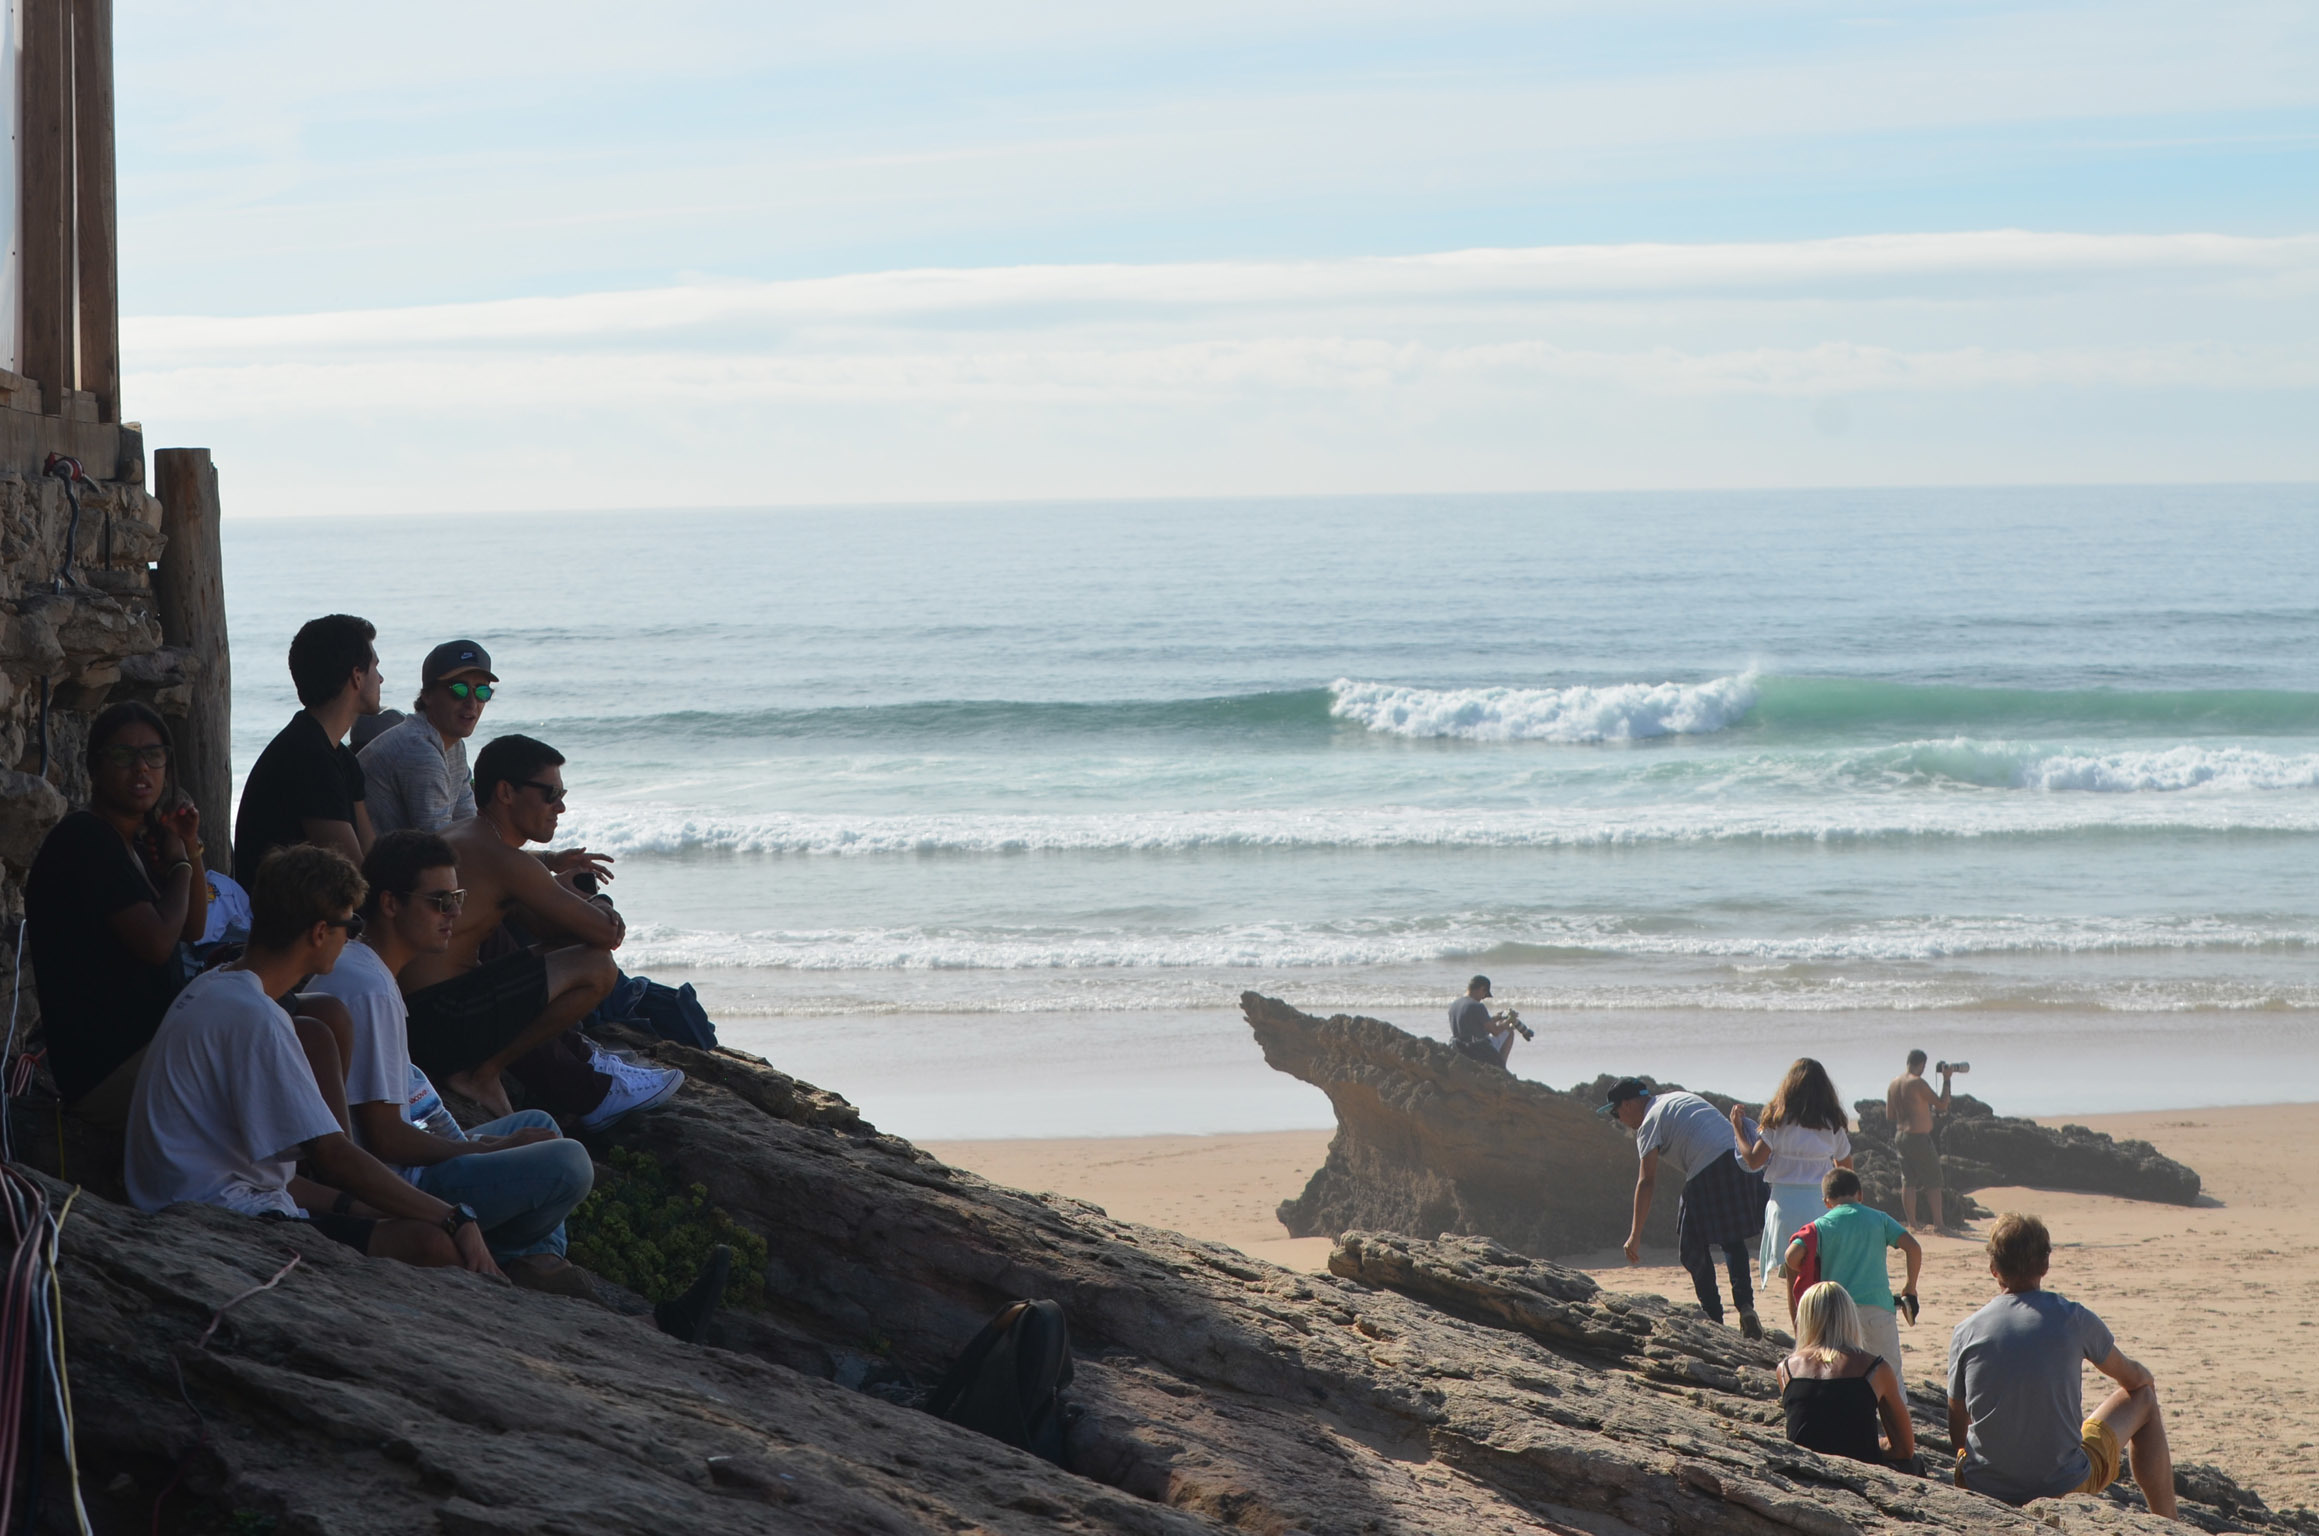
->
xmin=567 ymin=1146 xmax=769 ymax=1307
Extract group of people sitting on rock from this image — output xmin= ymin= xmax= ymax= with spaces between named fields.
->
xmin=23 ymin=614 xmax=715 ymax=1322
xmin=1601 ymin=1061 xmax=2177 ymax=1518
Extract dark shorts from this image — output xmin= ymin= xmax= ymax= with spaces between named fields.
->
xmin=1898 ymin=1130 xmax=1942 ymax=1188
xmin=405 ymin=949 xmax=551 ymax=1081
xmin=265 ymin=1209 xmax=377 ymax=1255
xmin=1677 ymin=1150 xmax=1768 ymax=1256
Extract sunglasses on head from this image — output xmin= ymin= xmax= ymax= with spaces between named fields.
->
xmin=444 ymin=681 xmax=494 ymax=702
xmin=97 ymin=744 xmax=169 ymax=769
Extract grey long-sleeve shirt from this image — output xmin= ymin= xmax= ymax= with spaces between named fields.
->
xmin=356 ymin=713 xmax=476 ymax=836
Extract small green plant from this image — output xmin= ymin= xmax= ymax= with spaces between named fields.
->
xmin=566 ymin=1146 xmax=769 ymax=1308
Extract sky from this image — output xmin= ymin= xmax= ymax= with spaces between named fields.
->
xmin=112 ymin=0 xmax=2319 ymax=513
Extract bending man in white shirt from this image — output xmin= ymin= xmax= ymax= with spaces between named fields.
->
xmin=125 ymin=845 xmax=502 ymax=1276
xmin=308 ymin=829 xmax=599 ymax=1296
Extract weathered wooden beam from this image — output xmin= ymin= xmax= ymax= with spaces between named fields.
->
xmin=19 ymin=0 xmax=75 ymax=410
xmin=72 ymin=0 xmax=119 ymax=423
xmin=153 ymin=448 xmax=233 ymax=874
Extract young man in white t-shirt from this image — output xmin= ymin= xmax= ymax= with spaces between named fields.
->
xmin=126 ymin=845 xmax=502 ymax=1276
xmin=308 ymin=829 xmax=597 ymax=1296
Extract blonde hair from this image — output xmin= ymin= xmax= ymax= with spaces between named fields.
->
xmin=1794 ymin=1281 xmax=1866 ymax=1362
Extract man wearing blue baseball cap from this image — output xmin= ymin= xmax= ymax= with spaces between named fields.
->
xmin=360 ymin=640 xmax=498 ymax=837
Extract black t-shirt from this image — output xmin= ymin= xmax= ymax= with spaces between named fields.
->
xmin=25 ymin=810 xmax=187 ymax=1102
xmin=232 ymin=711 xmax=366 ymax=886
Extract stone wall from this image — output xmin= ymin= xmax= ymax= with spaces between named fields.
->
xmin=0 ymin=434 xmax=186 ymax=1062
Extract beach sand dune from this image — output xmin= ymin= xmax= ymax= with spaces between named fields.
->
xmin=928 ymin=1103 xmax=2319 ymax=1510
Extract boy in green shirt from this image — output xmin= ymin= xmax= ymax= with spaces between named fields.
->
xmin=1786 ymin=1168 xmax=1923 ymax=1385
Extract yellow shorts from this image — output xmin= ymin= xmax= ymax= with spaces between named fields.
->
xmin=2073 ymin=1418 xmax=2123 ymax=1495
xmin=1954 ymin=1420 xmax=2121 ymax=1498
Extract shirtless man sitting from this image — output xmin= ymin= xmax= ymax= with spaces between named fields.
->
xmin=398 ymin=733 xmax=682 ymax=1127
xmin=1886 ymin=1050 xmax=1955 ymax=1231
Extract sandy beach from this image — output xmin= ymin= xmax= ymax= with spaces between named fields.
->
xmin=927 ymin=1103 xmax=2319 ymax=1510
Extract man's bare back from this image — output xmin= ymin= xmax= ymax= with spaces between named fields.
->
xmin=1888 ymin=1072 xmax=1939 ymax=1135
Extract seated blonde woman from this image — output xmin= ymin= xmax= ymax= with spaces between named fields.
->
xmin=1779 ymin=1281 xmax=1918 ymax=1469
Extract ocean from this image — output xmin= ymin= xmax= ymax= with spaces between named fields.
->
xmin=220 ymin=486 xmax=2319 ymax=1137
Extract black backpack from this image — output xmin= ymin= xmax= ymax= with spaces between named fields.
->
xmin=926 ymin=1299 xmax=1075 ymax=1466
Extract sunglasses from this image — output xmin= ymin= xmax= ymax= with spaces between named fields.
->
xmin=411 ymin=887 xmax=467 ymax=915
xmin=97 ymin=744 xmax=170 ymax=769
xmin=326 ymin=913 xmax=366 ymax=940
xmin=444 ymin=681 xmax=494 ymax=702
xmin=518 ymin=779 xmax=566 ymax=806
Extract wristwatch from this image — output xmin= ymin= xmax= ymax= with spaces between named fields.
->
xmin=440 ymin=1203 xmax=479 ymax=1239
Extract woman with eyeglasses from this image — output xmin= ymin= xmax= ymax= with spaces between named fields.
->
xmin=24 ymin=701 xmax=211 ymax=1129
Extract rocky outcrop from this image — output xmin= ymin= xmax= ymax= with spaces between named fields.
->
xmin=1246 ymin=995 xmax=2206 ymax=1257
xmin=1243 ymin=991 xmax=1672 ymax=1256
xmin=29 ymin=1031 xmax=2265 ymax=1535
xmin=1854 ymin=1097 xmax=2201 ymax=1209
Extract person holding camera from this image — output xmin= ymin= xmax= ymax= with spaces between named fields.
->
xmin=1448 ymin=975 xmax=1529 ymax=1069
xmin=1886 ymin=1050 xmax=1957 ymax=1230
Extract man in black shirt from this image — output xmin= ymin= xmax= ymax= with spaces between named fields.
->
xmin=27 ymin=703 xmax=209 ymax=1127
xmin=234 ymin=614 xmax=383 ymax=886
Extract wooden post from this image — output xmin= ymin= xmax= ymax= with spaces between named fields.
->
xmin=18 ymin=0 xmax=74 ymax=410
xmin=71 ymin=0 xmax=119 ymax=423
xmin=153 ymin=449 xmax=233 ymax=875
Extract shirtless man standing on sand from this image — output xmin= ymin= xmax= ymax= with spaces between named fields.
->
xmin=1886 ymin=1050 xmax=1955 ymax=1231
xmin=398 ymin=733 xmax=681 ymax=1126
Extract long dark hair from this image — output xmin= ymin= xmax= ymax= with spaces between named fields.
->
xmin=83 ymin=700 xmax=180 ymax=840
xmin=1762 ymin=1057 xmax=1849 ymax=1132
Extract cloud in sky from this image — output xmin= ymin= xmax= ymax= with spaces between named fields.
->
xmin=127 ymin=231 xmax=2319 ymax=513
xmin=109 ymin=1 xmax=2319 ymax=508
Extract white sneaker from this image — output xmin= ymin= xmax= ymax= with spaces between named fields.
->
xmin=578 ymin=1055 xmax=685 ymax=1132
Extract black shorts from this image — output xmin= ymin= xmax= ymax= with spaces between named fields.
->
xmin=264 ymin=1209 xmax=377 ymax=1255
xmin=405 ymin=949 xmax=551 ymax=1081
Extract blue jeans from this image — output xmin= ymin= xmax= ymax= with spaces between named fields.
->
xmin=413 ymin=1110 xmax=594 ymax=1260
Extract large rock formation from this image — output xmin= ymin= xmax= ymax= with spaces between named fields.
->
xmin=26 ymin=1031 xmax=2278 ymax=1535
xmin=1244 ymin=991 xmax=1669 ymax=1256
xmin=1246 ymin=994 xmax=2203 ymax=1257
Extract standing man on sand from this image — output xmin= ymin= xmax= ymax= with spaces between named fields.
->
xmin=1886 ymin=1051 xmax=1955 ymax=1230
xmin=360 ymin=639 xmax=495 ymax=836
xmin=1606 ymin=1077 xmax=1766 ymax=1339
xmin=234 ymin=614 xmax=382 ymax=883
xmin=1948 ymin=1214 xmax=2177 ymax=1519
xmin=1449 ymin=975 xmax=1518 ymax=1068
xmin=399 ymin=734 xmax=681 ymax=1127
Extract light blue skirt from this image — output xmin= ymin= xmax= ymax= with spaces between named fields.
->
xmin=1761 ymin=1182 xmax=1828 ymax=1286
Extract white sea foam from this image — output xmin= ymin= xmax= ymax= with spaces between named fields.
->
xmin=615 ymin=912 xmax=2316 ymax=974
xmin=1328 ymin=673 xmax=1760 ymax=741
xmin=557 ymin=793 xmax=2319 ymax=857
xmin=1871 ymin=739 xmax=2319 ymax=792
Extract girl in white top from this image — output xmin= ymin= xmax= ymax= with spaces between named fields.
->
xmin=1731 ymin=1057 xmax=1855 ymax=1287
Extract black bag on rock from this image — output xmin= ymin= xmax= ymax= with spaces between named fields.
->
xmin=926 ymin=1298 xmax=1075 ymax=1466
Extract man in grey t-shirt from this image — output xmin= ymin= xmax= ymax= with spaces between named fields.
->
xmin=1448 ymin=975 xmax=1516 ymax=1068
xmin=360 ymin=639 xmax=494 ymax=836
xmin=1947 ymin=1213 xmax=2176 ymax=1517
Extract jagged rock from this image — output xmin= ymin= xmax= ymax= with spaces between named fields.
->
xmin=1247 ymin=995 xmax=2206 ymax=1261
xmin=1855 ymin=1098 xmax=2201 ymax=1209
xmin=0 ymin=766 xmax=67 ymax=869
xmin=1242 ymin=991 xmax=1672 ymax=1255
xmin=30 ymin=1035 xmax=2224 ymax=1535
